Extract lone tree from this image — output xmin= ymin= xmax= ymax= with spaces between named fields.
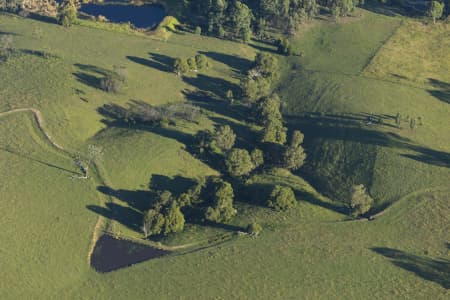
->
xmin=75 ymin=145 xmax=103 ymax=179
xmin=100 ymin=67 xmax=126 ymax=93
xmin=212 ymin=125 xmax=236 ymax=152
xmin=283 ymin=130 xmax=307 ymax=170
xmin=246 ymin=222 xmax=262 ymax=236
xmin=205 ymin=179 xmax=237 ymax=223
xmin=226 ymin=148 xmax=255 ymax=177
xmin=428 ymin=1 xmax=445 ymax=24
xmin=267 ymin=185 xmax=297 ymax=211
xmin=349 ymin=184 xmax=373 ymax=217
xmin=58 ymin=0 xmax=78 ymax=27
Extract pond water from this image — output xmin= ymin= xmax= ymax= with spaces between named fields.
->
xmin=91 ymin=235 xmax=170 ymax=273
xmin=79 ymin=4 xmax=166 ymax=29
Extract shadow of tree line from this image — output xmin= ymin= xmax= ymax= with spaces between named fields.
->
xmin=372 ymin=247 xmax=450 ymax=289
xmin=286 ymin=113 xmax=450 ymax=169
xmin=428 ymin=78 xmax=450 ymax=105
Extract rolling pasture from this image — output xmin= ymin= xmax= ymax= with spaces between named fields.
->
xmin=0 ymin=7 xmax=449 ymax=299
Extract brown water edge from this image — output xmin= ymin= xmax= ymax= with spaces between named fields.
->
xmin=90 ymin=235 xmax=170 ymax=273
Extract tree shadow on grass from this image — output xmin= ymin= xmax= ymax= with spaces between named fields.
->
xmin=126 ymin=52 xmax=173 ymax=73
xmin=87 ymin=202 xmax=143 ymax=231
xmin=371 ymin=247 xmax=450 ymax=289
xmin=286 ymin=113 xmax=450 ymax=169
xmin=199 ymin=51 xmax=253 ymax=73
xmin=428 ymin=78 xmax=450 ymax=104
xmin=26 ymin=13 xmax=58 ymax=25
xmin=73 ymin=63 xmax=110 ymax=89
xmin=149 ymin=174 xmax=197 ymax=198
xmin=182 ymin=89 xmax=249 ymax=121
xmin=97 ymin=186 xmax=155 ymax=212
xmin=0 ymin=147 xmax=80 ymax=176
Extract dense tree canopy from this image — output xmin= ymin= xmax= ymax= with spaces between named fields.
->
xmin=205 ymin=179 xmax=237 ymax=222
xmin=267 ymin=185 xmax=297 ymax=211
xmin=226 ymin=148 xmax=255 ymax=177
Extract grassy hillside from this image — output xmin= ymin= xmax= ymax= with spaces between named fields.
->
xmin=278 ymin=10 xmax=450 ymax=208
xmin=0 ymin=7 xmax=449 ymax=300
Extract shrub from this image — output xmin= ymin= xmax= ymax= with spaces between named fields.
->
xmin=246 ymin=222 xmax=262 ymax=236
xmin=349 ymin=184 xmax=373 ymax=217
xmin=267 ymin=185 xmax=296 ymax=211
xmin=194 ymin=26 xmax=202 ymax=35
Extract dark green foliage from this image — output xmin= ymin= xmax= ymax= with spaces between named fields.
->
xmin=226 ymin=148 xmax=255 ymax=177
xmin=163 ymin=201 xmax=185 ymax=234
xmin=58 ymin=0 xmax=78 ymax=27
xmin=251 ymin=148 xmax=264 ymax=168
xmin=142 ymin=191 xmax=185 ymax=237
xmin=229 ymin=1 xmax=253 ymax=42
xmin=246 ymin=222 xmax=262 ymax=236
xmin=187 ymin=57 xmax=197 ymax=71
xmin=267 ymin=185 xmax=297 ymax=211
xmin=205 ymin=179 xmax=237 ymax=222
xmin=195 ymin=54 xmax=209 ymax=69
xmin=350 ymin=184 xmax=373 ymax=217
xmin=283 ymin=130 xmax=306 ymax=170
xmin=174 ymin=57 xmax=189 ymax=75
xmin=241 ymin=53 xmax=279 ymax=102
xmin=212 ymin=125 xmax=236 ymax=152
xmin=278 ymin=37 xmax=293 ymax=55
xmin=142 ymin=209 xmax=165 ymax=238
xmin=257 ymin=94 xmax=287 ymax=144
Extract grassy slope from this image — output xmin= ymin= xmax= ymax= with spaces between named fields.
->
xmin=279 ymin=10 xmax=450 ymax=207
xmin=0 ymin=113 xmax=98 ymax=299
xmin=0 ymin=9 xmax=449 ymax=300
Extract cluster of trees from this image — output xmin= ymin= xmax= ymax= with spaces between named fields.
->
xmin=183 ymin=0 xmax=366 ymax=39
xmin=173 ymin=54 xmax=210 ymax=76
xmin=0 ymin=0 xmax=22 ymax=12
xmin=185 ymin=0 xmax=253 ymax=42
xmin=241 ymin=52 xmax=280 ymax=103
xmin=142 ymin=191 xmax=185 ymax=238
xmin=142 ymin=176 xmax=239 ymax=237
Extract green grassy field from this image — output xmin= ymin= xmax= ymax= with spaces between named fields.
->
xmin=0 ymin=7 xmax=449 ymax=299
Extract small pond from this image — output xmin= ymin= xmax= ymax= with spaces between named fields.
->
xmin=91 ymin=235 xmax=170 ymax=273
xmin=79 ymin=4 xmax=166 ymax=29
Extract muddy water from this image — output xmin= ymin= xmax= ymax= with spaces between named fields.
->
xmin=91 ymin=235 xmax=170 ymax=273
